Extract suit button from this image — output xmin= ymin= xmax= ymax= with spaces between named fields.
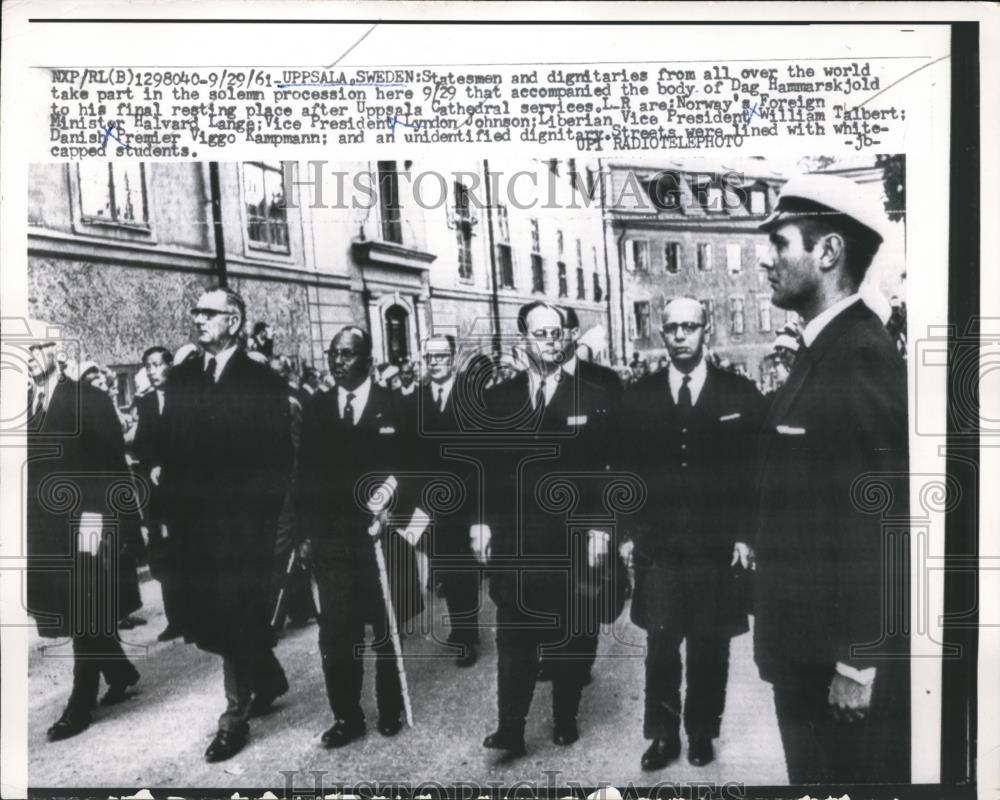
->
xmin=681 ymin=462 xmax=688 ymax=468
xmin=682 ymin=427 xmax=688 ymax=434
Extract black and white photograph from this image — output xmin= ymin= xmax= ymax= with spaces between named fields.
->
xmin=0 ymin=6 xmax=991 ymax=800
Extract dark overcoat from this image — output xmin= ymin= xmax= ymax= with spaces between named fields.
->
xmin=753 ymin=300 xmax=909 ymax=680
xmin=296 ymin=383 xmax=424 ymax=626
xmin=624 ymin=365 xmax=765 ymax=638
xmin=480 ymin=368 xmax=629 ymax=642
xmin=159 ymin=349 xmax=291 ymax=656
xmin=27 ymin=378 xmax=143 ymax=638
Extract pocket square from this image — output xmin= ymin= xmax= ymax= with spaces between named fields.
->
xmin=379 ymin=426 xmax=396 ymax=435
xmin=719 ymin=412 xmax=742 ymax=422
xmin=776 ymin=425 xmax=806 ymax=435
xmin=567 ymin=415 xmax=588 ymax=426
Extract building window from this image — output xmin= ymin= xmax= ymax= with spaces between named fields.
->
xmin=706 ymin=186 xmax=724 ymax=212
xmin=575 ymin=239 xmax=586 ymax=300
xmin=727 ymin=243 xmax=743 ymax=274
xmin=697 ymin=243 xmax=712 ymax=271
xmin=377 ymin=160 xmax=402 ymax=243
xmin=558 ymin=261 xmax=568 ymax=298
xmin=757 ymin=294 xmax=773 ymax=332
xmin=495 ymin=203 xmax=514 ymax=288
xmin=664 ymin=242 xmax=681 ymax=274
xmin=243 ymin=161 xmax=288 ymax=251
xmin=700 ymin=299 xmax=716 ymax=332
xmin=633 ymin=301 xmax=651 ymax=340
xmin=625 ymin=239 xmax=649 ymax=272
xmin=750 ymin=189 xmax=767 ymax=215
xmin=454 ymin=181 xmax=474 ymax=280
xmin=648 ymin=171 xmax=683 ymax=210
xmin=78 ymin=162 xmax=149 ymax=227
xmin=586 ymin=167 xmax=597 ymax=198
xmin=592 ymin=246 xmax=603 ymax=302
xmin=729 ymin=296 xmax=746 ymax=335
xmin=530 ymin=218 xmax=545 ymax=293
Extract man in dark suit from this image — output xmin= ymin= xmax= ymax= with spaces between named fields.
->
xmin=159 ymin=287 xmax=292 ymax=762
xmin=132 ymin=345 xmax=182 ymax=642
xmin=415 ymin=334 xmax=482 ymax=666
xmin=297 ymin=326 xmax=425 ymax=748
xmin=475 ymin=301 xmax=623 ymax=757
xmin=25 ymin=322 xmax=143 ymax=741
xmin=755 ymin=174 xmax=909 ymax=783
xmin=622 ymin=297 xmax=765 ymax=770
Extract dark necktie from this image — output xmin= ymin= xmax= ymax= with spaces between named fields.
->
xmin=534 ymin=381 xmax=546 ymax=412
xmin=677 ymin=375 xmax=692 ymax=411
xmin=436 ymin=386 xmax=445 ymax=413
xmin=204 ymin=356 xmax=217 ymax=384
xmin=343 ymin=392 xmax=355 ymax=426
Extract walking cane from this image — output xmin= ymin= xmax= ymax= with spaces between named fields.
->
xmin=367 ymin=475 xmax=414 ymax=727
xmin=270 ymin=547 xmax=298 ymax=630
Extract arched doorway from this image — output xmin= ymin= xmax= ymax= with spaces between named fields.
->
xmin=384 ymin=304 xmax=410 ymax=365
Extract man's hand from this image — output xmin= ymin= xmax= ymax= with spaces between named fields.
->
xmin=396 ymin=527 xmax=423 ymax=547
xmin=731 ymin=541 xmax=754 ymax=569
xmin=298 ymin=539 xmax=312 ymax=562
xmin=828 ymin=672 xmax=873 ymax=723
xmin=139 ymin=524 xmax=150 ymax=548
xmin=619 ymin=539 xmax=635 ymax=568
xmin=470 ymin=524 xmax=491 ymax=564
xmin=587 ymin=529 xmax=610 ymax=568
xmin=150 ymin=465 xmax=162 ymax=487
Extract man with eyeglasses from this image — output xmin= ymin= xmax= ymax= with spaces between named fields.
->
xmin=296 ymin=326 xmax=425 ymax=749
xmin=622 ymin=296 xmax=765 ymax=771
xmin=474 ymin=301 xmax=626 ymax=757
xmin=159 ymin=286 xmax=292 ymax=762
xmin=411 ymin=334 xmax=483 ymax=667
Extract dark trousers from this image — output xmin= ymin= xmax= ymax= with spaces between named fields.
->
xmin=316 ymin=576 xmax=403 ymax=725
xmin=495 ymin=606 xmax=597 ymax=733
xmin=432 ymin=550 xmax=481 ymax=647
xmin=146 ymin=519 xmax=183 ymax=627
xmin=643 ymin=628 xmax=729 ymax=740
xmin=68 ymin=629 xmax=139 ymax=712
xmin=771 ymin=662 xmax=910 ymax=784
xmin=218 ymin=647 xmax=287 ymax=733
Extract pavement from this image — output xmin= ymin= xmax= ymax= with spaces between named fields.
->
xmin=28 ymin=576 xmax=787 ymax=789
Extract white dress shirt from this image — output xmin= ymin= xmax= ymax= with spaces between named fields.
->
xmin=668 ymin=357 xmax=708 ymax=406
xmin=528 ymin=355 xmax=577 ymax=409
xmin=203 ymin=344 xmax=238 ymax=382
xmin=429 ymin=375 xmax=455 ymax=412
xmin=337 ymin=378 xmax=372 ymax=424
xmin=801 ymin=293 xmax=862 ymax=347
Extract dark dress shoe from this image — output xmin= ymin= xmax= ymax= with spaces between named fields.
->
xmin=205 ymin=727 xmax=248 ymax=762
xmin=377 ymin=715 xmax=403 ymax=737
xmin=157 ymin=625 xmax=183 ymax=642
xmin=250 ymin=674 xmax=290 ymax=717
xmin=455 ymin=643 xmax=479 ymax=668
xmin=46 ymin=708 xmax=91 ymax=742
xmin=641 ymin=736 xmax=681 ymax=771
xmin=552 ymin=719 xmax=579 ymax=746
xmin=482 ymin=729 xmax=526 ymax=756
xmin=100 ymin=671 xmax=140 ymax=706
xmin=321 ymin=719 xmax=366 ymax=748
xmin=687 ymin=736 xmax=715 ymax=767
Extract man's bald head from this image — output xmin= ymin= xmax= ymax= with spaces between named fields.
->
xmin=663 ymin=297 xmax=707 ymax=327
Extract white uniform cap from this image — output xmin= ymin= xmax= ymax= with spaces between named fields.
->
xmin=773 ymin=334 xmax=800 ymax=352
xmin=760 ymin=173 xmax=887 ymax=243
xmin=78 ymin=360 xmax=101 ymax=378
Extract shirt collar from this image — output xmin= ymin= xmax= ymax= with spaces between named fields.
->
xmin=338 ymin=377 xmax=372 ymax=420
xmin=430 ymin=375 xmax=455 ymax=405
xmin=668 ymin=357 xmax=708 ymax=405
xmin=801 ymin=294 xmax=862 ymax=347
xmin=204 ymin=344 xmax=238 ymax=379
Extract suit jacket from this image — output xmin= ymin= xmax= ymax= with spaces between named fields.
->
xmin=27 ymin=378 xmax=142 ymax=638
xmin=480 ymin=368 xmax=628 ymax=634
xmin=131 ymin=389 xmax=168 ymax=521
xmin=159 ymin=348 xmax=291 ymax=655
xmin=623 ymin=364 xmax=765 ymax=636
xmin=753 ymin=300 xmax=909 ymax=681
xmin=296 ymin=383 xmax=423 ymax=624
